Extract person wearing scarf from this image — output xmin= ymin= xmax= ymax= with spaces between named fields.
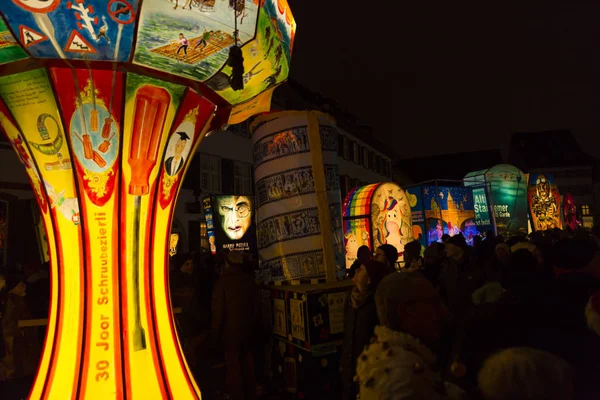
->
xmin=341 ymin=259 xmax=389 ymax=399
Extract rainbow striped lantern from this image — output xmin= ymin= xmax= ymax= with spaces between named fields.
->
xmin=0 ymin=0 xmax=296 ymax=398
xmin=342 ymin=183 xmax=414 ymax=269
xmin=250 ymin=111 xmax=344 ymax=284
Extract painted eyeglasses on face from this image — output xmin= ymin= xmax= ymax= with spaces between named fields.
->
xmin=220 ymin=203 xmax=250 ymax=218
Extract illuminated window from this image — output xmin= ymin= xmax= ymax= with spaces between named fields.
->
xmin=200 ymin=154 xmax=221 ymax=193
xmin=200 ymin=220 xmax=208 ymax=250
xmin=234 ymin=161 xmax=253 ymax=194
xmin=582 ymin=204 xmax=591 ymax=216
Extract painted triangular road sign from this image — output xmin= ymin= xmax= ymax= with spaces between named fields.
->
xmin=64 ymin=30 xmax=97 ymax=54
xmin=19 ymin=25 xmax=48 ymax=47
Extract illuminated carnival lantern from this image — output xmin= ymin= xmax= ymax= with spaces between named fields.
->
xmin=0 ymin=0 xmax=295 ymax=398
xmin=562 ymin=192 xmax=578 ymax=231
xmin=250 ymin=111 xmax=344 ymax=283
xmin=464 ymin=164 xmax=528 ymax=236
xmin=406 ymin=183 xmax=480 ymax=246
xmin=342 ymin=182 xmax=413 ymax=269
xmin=527 ymin=173 xmax=563 ymax=231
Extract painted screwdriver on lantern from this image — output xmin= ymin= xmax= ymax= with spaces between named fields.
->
xmin=128 ymin=85 xmax=171 ymax=352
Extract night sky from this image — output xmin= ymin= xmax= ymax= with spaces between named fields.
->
xmin=288 ymin=2 xmax=600 ymax=160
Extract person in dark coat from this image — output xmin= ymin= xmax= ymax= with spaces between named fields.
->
xmin=403 ymin=240 xmax=423 ymax=271
xmin=340 ymin=259 xmax=389 ymax=399
xmin=420 ymin=242 xmax=445 ymax=288
xmin=448 ymin=250 xmax=562 ymax=393
xmin=1 ymin=275 xmax=41 ymax=380
xmin=211 ymin=251 xmax=260 ymax=400
xmin=347 ymin=245 xmax=371 ymax=278
xmin=374 ymin=244 xmax=398 ymax=273
xmin=438 ymin=235 xmax=482 ymax=321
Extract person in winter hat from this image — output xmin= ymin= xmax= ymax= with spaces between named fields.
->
xmin=477 ymin=347 xmax=573 ymax=400
xmin=354 ymin=272 xmax=462 ymax=399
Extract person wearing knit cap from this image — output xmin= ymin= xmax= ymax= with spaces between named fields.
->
xmin=355 ymin=272 xmax=461 ymax=400
xmin=495 ymin=243 xmax=510 ymax=263
xmin=511 ymin=242 xmax=544 ymax=266
xmin=341 ymin=260 xmax=389 ymax=399
xmin=477 ymin=347 xmax=573 ymax=400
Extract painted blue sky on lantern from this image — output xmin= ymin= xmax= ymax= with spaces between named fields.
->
xmin=0 ymin=0 xmax=139 ymax=61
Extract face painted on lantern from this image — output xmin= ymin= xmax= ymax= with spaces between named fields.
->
xmin=174 ymin=138 xmax=186 ymax=157
xmin=217 ymin=196 xmax=252 ymax=240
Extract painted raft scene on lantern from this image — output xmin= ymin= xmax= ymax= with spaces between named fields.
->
xmin=0 ymin=0 xmax=296 ymax=108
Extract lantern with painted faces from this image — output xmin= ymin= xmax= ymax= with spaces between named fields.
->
xmin=0 ymin=0 xmax=295 ymax=399
xmin=527 ymin=173 xmax=563 ymax=231
xmin=203 ymin=195 xmax=257 ymax=255
xmin=342 ymin=182 xmax=413 ymax=270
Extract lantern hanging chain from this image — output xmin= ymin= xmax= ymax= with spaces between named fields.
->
xmin=234 ymin=0 xmax=238 ymax=46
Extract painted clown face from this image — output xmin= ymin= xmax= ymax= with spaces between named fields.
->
xmin=536 ymin=175 xmax=550 ymax=199
xmin=217 ymin=196 xmax=252 ymax=240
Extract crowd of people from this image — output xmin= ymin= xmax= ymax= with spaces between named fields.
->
xmin=343 ymin=228 xmax=600 ymax=399
xmin=169 ymin=249 xmax=263 ymax=400
xmin=2 ymin=227 xmax=600 ymax=399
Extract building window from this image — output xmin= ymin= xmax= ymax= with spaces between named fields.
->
xmin=362 ymin=148 xmax=370 ymax=169
xmin=345 ymin=176 xmax=352 ymax=193
xmin=380 ymin=158 xmax=387 ymax=177
xmin=372 ymin=153 xmax=379 ymax=174
xmin=582 ymin=204 xmax=591 ymax=216
xmin=352 ymin=142 xmax=360 ymax=164
xmin=338 ymin=134 xmax=344 ymax=157
xmin=339 ymin=175 xmax=346 ymax=197
xmin=229 ymin=121 xmax=251 ymax=138
xmin=342 ymin=136 xmax=350 ymax=160
xmin=200 ymin=154 xmax=221 ymax=193
xmin=200 ymin=220 xmax=208 ymax=251
xmin=233 ymin=161 xmax=253 ymax=195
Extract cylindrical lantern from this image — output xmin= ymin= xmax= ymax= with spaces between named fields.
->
xmin=342 ymin=183 xmax=413 ymax=269
xmin=250 ymin=111 xmax=344 ymax=283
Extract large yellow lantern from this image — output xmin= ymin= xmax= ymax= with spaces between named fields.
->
xmin=0 ymin=0 xmax=295 ymax=398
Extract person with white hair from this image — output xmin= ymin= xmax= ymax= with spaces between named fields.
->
xmin=477 ymin=347 xmax=573 ymax=400
xmin=354 ymin=272 xmax=463 ymax=399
